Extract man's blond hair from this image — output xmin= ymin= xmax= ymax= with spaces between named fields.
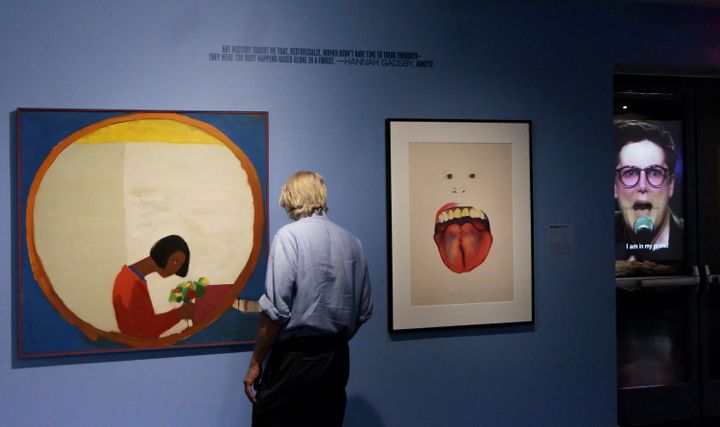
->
xmin=279 ymin=171 xmax=328 ymax=220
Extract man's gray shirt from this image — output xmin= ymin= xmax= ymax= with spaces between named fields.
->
xmin=259 ymin=214 xmax=373 ymax=342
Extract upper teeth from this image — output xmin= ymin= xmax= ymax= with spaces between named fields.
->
xmin=437 ymin=207 xmax=486 ymax=223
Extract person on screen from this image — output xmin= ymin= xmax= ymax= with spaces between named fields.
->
xmin=112 ymin=234 xmax=195 ymax=338
xmin=614 ymin=120 xmax=684 ymax=261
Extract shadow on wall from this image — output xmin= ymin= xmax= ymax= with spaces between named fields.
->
xmin=345 ymin=395 xmax=385 ymax=427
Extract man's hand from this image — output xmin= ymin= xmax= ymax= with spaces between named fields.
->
xmin=244 ymin=313 xmax=280 ymax=405
xmin=244 ymin=360 xmax=262 ymax=404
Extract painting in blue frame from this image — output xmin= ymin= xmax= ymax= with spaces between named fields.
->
xmin=16 ymin=109 xmax=268 ymax=357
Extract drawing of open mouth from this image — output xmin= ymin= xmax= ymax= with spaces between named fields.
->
xmin=433 ymin=202 xmax=493 ymax=274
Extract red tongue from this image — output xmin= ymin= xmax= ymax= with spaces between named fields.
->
xmin=434 ymin=219 xmax=493 ymax=273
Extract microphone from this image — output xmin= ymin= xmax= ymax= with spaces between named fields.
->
xmin=633 ymin=215 xmax=654 ymax=243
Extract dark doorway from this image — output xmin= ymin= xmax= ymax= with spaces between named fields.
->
xmin=615 ymin=73 xmax=720 ymax=426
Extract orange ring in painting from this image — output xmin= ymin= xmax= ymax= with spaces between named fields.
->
xmin=26 ymin=112 xmax=264 ymax=348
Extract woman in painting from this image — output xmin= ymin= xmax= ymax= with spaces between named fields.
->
xmin=112 ymin=235 xmax=195 ymax=339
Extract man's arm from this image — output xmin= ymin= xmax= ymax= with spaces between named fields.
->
xmin=244 ymin=313 xmax=280 ymax=404
xmin=351 ymin=257 xmax=373 ymax=339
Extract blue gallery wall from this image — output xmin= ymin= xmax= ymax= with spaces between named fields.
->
xmin=1 ymin=1 xmax=719 ymax=426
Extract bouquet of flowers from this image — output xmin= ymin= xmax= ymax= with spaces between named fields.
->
xmin=168 ymin=277 xmax=209 ymax=304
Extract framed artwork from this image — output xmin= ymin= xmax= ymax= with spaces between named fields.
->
xmin=386 ymin=119 xmax=533 ymax=331
xmin=16 ymin=109 xmax=268 ymax=358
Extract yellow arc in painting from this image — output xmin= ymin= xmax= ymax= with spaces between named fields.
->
xmin=75 ymin=118 xmax=226 ymax=145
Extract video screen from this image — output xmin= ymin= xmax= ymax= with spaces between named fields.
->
xmin=614 ymin=119 xmax=685 ymax=277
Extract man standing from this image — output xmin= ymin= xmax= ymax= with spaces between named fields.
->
xmin=614 ymin=120 xmax=684 ymax=262
xmin=244 ymin=171 xmax=373 ymax=427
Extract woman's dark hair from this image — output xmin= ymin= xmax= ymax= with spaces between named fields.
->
xmin=615 ymin=120 xmax=678 ymax=173
xmin=150 ymin=235 xmax=190 ymax=277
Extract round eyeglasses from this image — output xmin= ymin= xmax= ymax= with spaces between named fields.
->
xmin=616 ymin=165 xmax=671 ymax=188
